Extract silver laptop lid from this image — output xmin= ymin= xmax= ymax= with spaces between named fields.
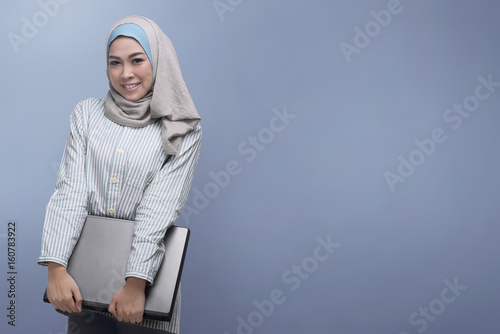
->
xmin=58 ymin=215 xmax=189 ymax=321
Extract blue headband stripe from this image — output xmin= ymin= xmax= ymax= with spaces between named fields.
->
xmin=108 ymin=23 xmax=153 ymax=69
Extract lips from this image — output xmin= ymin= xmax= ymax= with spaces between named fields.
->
xmin=122 ymin=83 xmax=140 ymax=92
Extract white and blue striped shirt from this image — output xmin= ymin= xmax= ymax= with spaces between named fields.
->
xmin=37 ymin=97 xmax=202 ymax=332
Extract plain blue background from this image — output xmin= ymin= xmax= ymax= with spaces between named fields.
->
xmin=1 ymin=0 xmax=499 ymax=333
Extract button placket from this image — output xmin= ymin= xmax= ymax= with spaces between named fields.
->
xmin=107 ymin=128 xmax=128 ymax=216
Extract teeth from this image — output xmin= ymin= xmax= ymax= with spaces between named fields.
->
xmin=124 ymin=83 xmax=139 ymax=89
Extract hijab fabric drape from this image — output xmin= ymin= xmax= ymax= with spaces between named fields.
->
xmin=103 ymin=16 xmax=201 ymax=156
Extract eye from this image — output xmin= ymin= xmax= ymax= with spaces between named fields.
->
xmin=133 ymin=58 xmax=145 ymax=64
xmin=109 ymin=60 xmax=120 ymax=66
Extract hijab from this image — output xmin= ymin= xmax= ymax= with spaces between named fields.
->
xmin=103 ymin=16 xmax=201 ymax=156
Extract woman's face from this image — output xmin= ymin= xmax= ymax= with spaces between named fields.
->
xmin=108 ymin=36 xmax=153 ymax=101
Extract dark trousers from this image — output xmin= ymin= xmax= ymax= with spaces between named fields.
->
xmin=67 ymin=310 xmax=173 ymax=334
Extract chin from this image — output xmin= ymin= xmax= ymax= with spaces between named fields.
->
xmin=122 ymin=91 xmax=146 ymax=101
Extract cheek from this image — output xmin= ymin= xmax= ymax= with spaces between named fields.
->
xmin=109 ymin=69 xmax=119 ymax=85
xmin=147 ymin=75 xmax=153 ymax=89
xmin=143 ymin=70 xmax=154 ymax=90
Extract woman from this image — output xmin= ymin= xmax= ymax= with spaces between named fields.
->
xmin=37 ymin=15 xmax=201 ymax=334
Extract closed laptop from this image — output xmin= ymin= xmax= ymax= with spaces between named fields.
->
xmin=43 ymin=215 xmax=190 ymax=321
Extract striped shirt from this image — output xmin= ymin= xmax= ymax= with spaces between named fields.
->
xmin=37 ymin=97 xmax=202 ymax=333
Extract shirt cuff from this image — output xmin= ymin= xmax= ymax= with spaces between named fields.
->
xmin=37 ymin=256 xmax=68 ymax=268
xmin=125 ymin=271 xmax=154 ymax=287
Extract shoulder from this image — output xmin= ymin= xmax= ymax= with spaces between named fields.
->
xmin=184 ymin=122 xmax=202 ymax=143
xmin=191 ymin=122 xmax=202 ymax=136
xmin=69 ymin=97 xmax=104 ymax=131
xmin=75 ymin=97 xmax=105 ymax=115
xmin=174 ymin=122 xmax=202 ymax=157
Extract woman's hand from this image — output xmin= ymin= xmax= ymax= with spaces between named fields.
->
xmin=46 ymin=262 xmax=83 ymax=313
xmin=108 ymin=277 xmax=146 ymax=323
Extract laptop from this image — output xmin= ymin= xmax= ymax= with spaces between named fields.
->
xmin=43 ymin=215 xmax=190 ymax=321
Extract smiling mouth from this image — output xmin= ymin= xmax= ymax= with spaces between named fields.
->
xmin=122 ymin=83 xmax=140 ymax=91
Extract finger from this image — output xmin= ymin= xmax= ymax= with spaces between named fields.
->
xmin=135 ymin=310 xmax=144 ymax=324
xmin=129 ymin=310 xmax=143 ymax=324
xmin=121 ymin=311 xmax=134 ymax=323
xmin=115 ymin=305 xmax=124 ymax=322
xmin=49 ymin=285 xmax=77 ymax=313
xmin=51 ymin=302 xmax=63 ymax=312
xmin=129 ymin=314 xmax=138 ymax=324
xmin=51 ymin=296 xmax=70 ymax=313
xmin=72 ymin=286 xmax=83 ymax=312
xmin=65 ymin=293 xmax=80 ymax=313
xmin=56 ymin=303 xmax=72 ymax=314
xmin=108 ymin=299 xmax=117 ymax=317
xmin=47 ymin=289 xmax=62 ymax=310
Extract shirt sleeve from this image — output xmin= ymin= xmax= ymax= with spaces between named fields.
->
xmin=37 ymin=102 xmax=89 ymax=268
xmin=125 ymin=124 xmax=202 ymax=286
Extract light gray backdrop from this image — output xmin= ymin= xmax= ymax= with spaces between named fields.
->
xmin=1 ymin=0 xmax=499 ymax=333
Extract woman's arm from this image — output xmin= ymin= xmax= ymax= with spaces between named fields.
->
xmin=125 ymin=123 xmax=202 ymax=286
xmin=108 ymin=124 xmax=202 ymax=323
xmin=38 ymin=102 xmax=89 ymax=313
xmin=38 ymin=101 xmax=89 ymax=267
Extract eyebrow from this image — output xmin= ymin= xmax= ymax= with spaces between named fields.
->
xmin=108 ymin=52 xmax=146 ymax=60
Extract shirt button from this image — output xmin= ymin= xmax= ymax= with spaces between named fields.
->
xmin=111 ymin=178 xmax=118 ymax=184
xmin=108 ymin=208 xmax=115 ymax=214
xmin=117 ymin=148 xmax=124 ymax=154
xmin=128 ymin=126 xmax=133 ymax=129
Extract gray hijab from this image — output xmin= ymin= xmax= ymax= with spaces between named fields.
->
xmin=103 ymin=16 xmax=201 ymax=156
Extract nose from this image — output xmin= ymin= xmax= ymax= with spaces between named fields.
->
xmin=121 ymin=63 xmax=134 ymax=80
